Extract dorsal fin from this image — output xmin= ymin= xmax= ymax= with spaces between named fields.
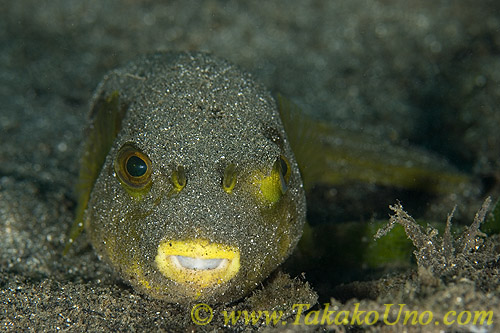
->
xmin=277 ymin=94 xmax=474 ymax=195
xmin=64 ymin=90 xmax=127 ymax=254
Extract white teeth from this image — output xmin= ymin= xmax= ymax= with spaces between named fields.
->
xmin=172 ymin=256 xmax=227 ymax=270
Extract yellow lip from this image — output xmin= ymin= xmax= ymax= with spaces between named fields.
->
xmin=155 ymin=239 xmax=240 ymax=289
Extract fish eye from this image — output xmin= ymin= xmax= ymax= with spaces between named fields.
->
xmin=278 ymin=155 xmax=291 ymax=191
xmin=115 ymin=144 xmax=152 ymax=191
xmin=222 ymin=163 xmax=237 ymax=194
xmin=126 ymin=155 xmax=148 ymax=177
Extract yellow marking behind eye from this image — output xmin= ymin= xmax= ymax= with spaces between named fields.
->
xmin=256 ymin=169 xmax=283 ymax=203
xmin=251 ymin=156 xmax=291 ymax=205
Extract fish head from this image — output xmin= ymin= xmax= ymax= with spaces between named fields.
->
xmin=84 ymin=53 xmax=306 ymax=304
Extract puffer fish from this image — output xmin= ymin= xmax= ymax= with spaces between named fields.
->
xmin=67 ymin=51 xmax=474 ymax=305
xmin=67 ymin=52 xmax=306 ymax=304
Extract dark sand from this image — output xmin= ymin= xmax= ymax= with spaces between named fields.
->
xmin=1 ymin=1 xmax=500 ymax=331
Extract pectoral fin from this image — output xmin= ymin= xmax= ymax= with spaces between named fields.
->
xmin=64 ymin=90 xmax=127 ymax=254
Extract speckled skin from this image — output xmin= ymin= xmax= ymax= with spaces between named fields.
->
xmin=84 ymin=52 xmax=306 ymax=304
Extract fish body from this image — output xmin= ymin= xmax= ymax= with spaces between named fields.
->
xmin=73 ymin=52 xmax=306 ymax=304
xmin=69 ymin=52 xmax=475 ymax=305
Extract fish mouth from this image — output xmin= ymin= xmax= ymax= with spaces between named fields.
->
xmin=172 ymin=256 xmax=228 ymax=270
xmin=155 ymin=239 xmax=240 ymax=289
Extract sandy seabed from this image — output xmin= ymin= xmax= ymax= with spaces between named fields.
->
xmin=1 ymin=1 xmax=500 ymax=331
